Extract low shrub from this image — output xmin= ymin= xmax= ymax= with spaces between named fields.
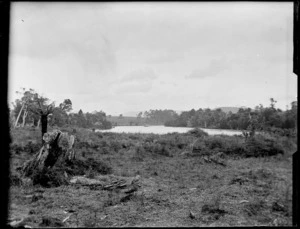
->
xmin=201 ymin=204 xmax=226 ymax=215
xmin=244 ymin=135 xmax=284 ymax=157
xmin=272 ymin=201 xmax=290 ymax=216
xmin=189 ymin=133 xmax=285 ymax=158
xmin=191 ymin=139 xmax=212 ymax=156
xmin=39 ymin=216 xmax=64 ymax=227
xmin=275 ymin=136 xmax=297 ymax=155
xmin=85 ymin=158 xmax=113 ymax=175
xmin=243 ymin=199 xmax=266 ymax=216
xmin=28 ymin=156 xmax=112 ymax=187
xmin=24 ymin=141 xmax=41 ymax=154
xmin=188 ymin=128 xmax=209 ymax=138
xmin=10 ymin=140 xmax=41 ymax=155
xmin=155 ymin=144 xmax=172 ymax=157
xmin=95 ymin=132 xmax=103 ymax=138
xmin=86 ymin=167 xmax=97 ymax=179
xmin=144 ymin=135 xmax=156 ymax=143
xmin=204 ymin=136 xmax=228 ymax=150
xmin=128 ymin=134 xmax=141 ymax=140
xmin=109 ymin=140 xmax=123 ymax=152
xmin=31 ymin=167 xmax=69 ymax=188
xmin=9 ymin=173 xmax=23 ymax=186
xmin=143 ymin=141 xmax=172 ymax=157
xmin=63 ymin=157 xmax=112 ymax=176
xmin=99 ymin=147 xmax=111 ymax=154
xmin=133 ymin=145 xmax=147 ymax=161
xmin=10 ymin=143 xmax=24 ymax=154
xmin=96 ymin=139 xmax=108 ymax=148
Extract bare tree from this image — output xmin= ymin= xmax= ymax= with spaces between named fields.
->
xmin=27 ymin=93 xmax=55 ymax=143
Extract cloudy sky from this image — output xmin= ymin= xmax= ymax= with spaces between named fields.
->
xmin=8 ymin=2 xmax=297 ymax=116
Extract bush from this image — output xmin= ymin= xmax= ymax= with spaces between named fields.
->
xmin=99 ymin=147 xmax=111 ymax=154
xmin=29 ymin=157 xmax=112 ymax=187
xmin=31 ymin=167 xmax=68 ymax=188
xmin=204 ymin=136 xmax=227 ymax=149
xmin=10 ymin=143 xmax=24 ymax=154
xmin=128 ymin=134 xmax=140 ymax=140
xmin=243 ymin=199 xmax=266 ymax=216
xmin=143 ymin=141 xmax=172 ymax=157
xmin=86 ymin=167 xmax=97 ymax=179
xmin=154 ymin=144 xmax=172 ymax=157
xmin=188 ymin=128 xmax=209 ymax=138
xmin=109 ymin=140 xmax=123 ymax=152
xmin=9 ymin=173 xmax=23 ymax=186
xmin=24 ymin=141 xmax=41 ymax=154
xmin=132 ymin=146 xmax=146 ymax=161
xmin=144 ymin=135 xmax=156 ymax=143
xmin=39 ymin=216 xmax=64 ymax=227
xmin=241 ymin=168 xmax=274 ymax=182
xmin=85 ymin=158 xmax=112 ymax=175
xmin=204 ymin=136 xmax=246 ymax=157
xmin=63 ymin=157 xmax=112 ymax=176
xmin=192 ymin=139 xmax=211 ymax=156
xmin=244 ymin=135 xmax=284 ymax=157
xmin=189 ymin=134 xmax=285 ymax=158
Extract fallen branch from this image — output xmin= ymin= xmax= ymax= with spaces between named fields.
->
xmin=70 ymin=174 xmax=141 ymax=193
xmin=62 ymin=214 xmax=72 ymax=223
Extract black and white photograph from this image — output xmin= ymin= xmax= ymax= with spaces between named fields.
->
xmin=7 ymin=2 xmax=297 ymax=227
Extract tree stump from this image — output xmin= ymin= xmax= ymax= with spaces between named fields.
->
xmin=22 ymin=129 xmax=76 ymax=177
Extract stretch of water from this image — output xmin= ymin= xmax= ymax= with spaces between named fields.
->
xmin=96 ymin=125 xmax=243 ymax=136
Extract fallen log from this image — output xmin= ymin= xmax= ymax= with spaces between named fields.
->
xmin=70 ymin=174 xmax=141 ymax=193
xmin=70 ymin=174 xmax=141 ymax=203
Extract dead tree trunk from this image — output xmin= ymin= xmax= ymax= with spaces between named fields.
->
xmin=22 ymin=130 xmax=76 ymax=178
xmin=22 ymin=107 xmax=28 ymax=127
xmin=14 ymin=102 xmax=24 ymax=128
xmin=41 ymin=114 xmax=48 ymax=143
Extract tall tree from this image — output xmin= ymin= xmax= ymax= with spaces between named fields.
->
xmin=59 ymin=99 xmax=72 ymax=112
xmin=49 ymin=99 xmax=73 ymax=127
xmin=13 ymin=88 xmax=36 ymax=128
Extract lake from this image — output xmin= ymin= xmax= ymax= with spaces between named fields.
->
xmin=96 ymin=125 xmax=244 ymax=136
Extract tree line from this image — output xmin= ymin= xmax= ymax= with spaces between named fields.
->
xmin=164 ymin=98 xmax=297 ymax=135
xmin=10 ymin=88 xmax=112 ymax=133
xmin=130 ymin=98 xmax=297 ymax=135
xmin=10 ymin=88 xmax=297 ymax=136
xmin=136 ymin=109 xmax=178 ymax=125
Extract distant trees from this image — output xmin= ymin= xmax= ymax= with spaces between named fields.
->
xmin=48 ymin=99 xmax=73 ymax=127
xmin=12 ymin=89 xmax=296 ymax=136
xmin=11 ymin=88 xmax=56 ymax=142
xmin=142 ymin=109 xmax=178 ymax=125
xmin=11 ymin=88 xmax=112 ymax=136
xmin=165 ymin=99 xmax=298 ymax=134
xmin=68 ymin=109 xmax=111 ymax=129
xmin=13 ymin=88 xmax=38 ymax=128
xmin=137 ymin=112 xmax=143 ymax=119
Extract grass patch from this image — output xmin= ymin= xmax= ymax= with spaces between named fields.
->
xmin=8 ymin=127 xmax=294 ymax=227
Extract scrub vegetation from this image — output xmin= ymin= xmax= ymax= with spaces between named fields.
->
xmin=8 ymin=125 xmax=295 ymax=227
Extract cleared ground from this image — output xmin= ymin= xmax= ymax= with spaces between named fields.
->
xmin=8 ymin=127 xmax=294 ymax=227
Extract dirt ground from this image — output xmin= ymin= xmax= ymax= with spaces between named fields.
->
xmin=8 ymin=146 xmax=293 ymax=227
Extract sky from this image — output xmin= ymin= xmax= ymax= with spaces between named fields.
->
xmin=8 ymin=2 xmax=297 ymax=116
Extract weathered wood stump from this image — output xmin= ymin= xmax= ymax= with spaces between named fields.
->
xmin=22 ymin=129 xmax=76 ymax=177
